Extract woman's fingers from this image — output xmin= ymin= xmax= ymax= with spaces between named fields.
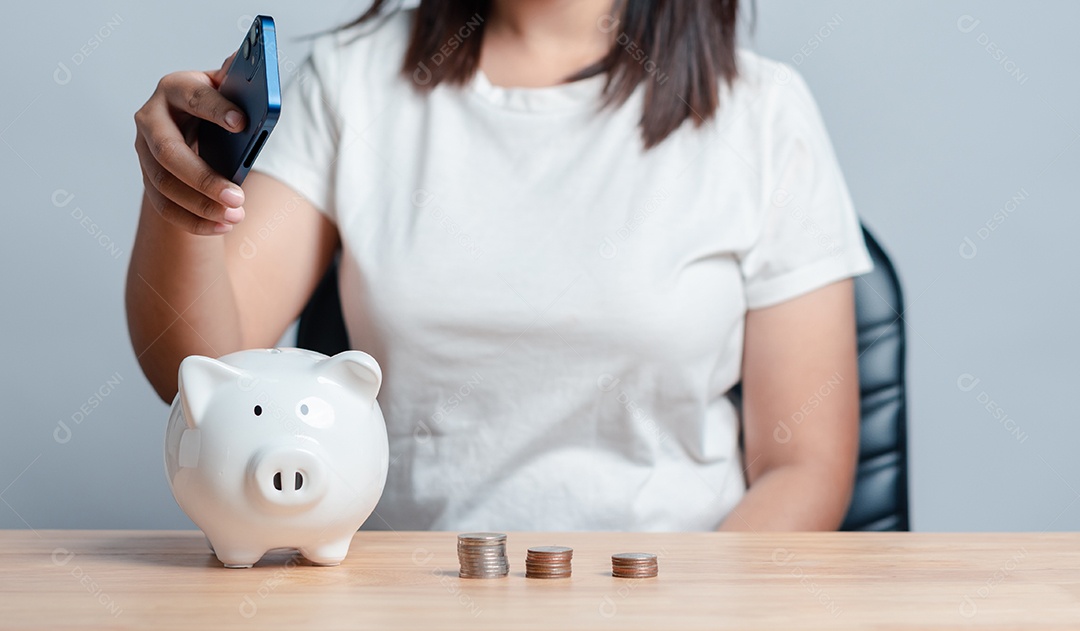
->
xmin=209 ymin=53 xmax=237 ymax=88
xmin=134 ymin=93 xmax=245 ymax=209
xmin=135 ymin=136 xmax=245 ymax=226
xmin=133 ymin=63 xmax=249 ymax=236
xmin=162 ymin=70 xmax=246 ymax=133
xmin=141 ymin=172 xmax=233 ymax=236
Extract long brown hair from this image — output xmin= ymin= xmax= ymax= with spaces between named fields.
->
xmin=346 ymin=0 xmax=741 ymax=149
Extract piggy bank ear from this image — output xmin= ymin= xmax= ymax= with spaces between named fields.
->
xmin=317 ymin=351 xmax=382 ymax=402
xmin=178 ymin=355 xmax=250 ymax=428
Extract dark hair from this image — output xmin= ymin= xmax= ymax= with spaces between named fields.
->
xmin=346 ymin=0 xmax=741 ymax=149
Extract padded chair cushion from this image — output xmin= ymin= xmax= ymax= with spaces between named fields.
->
xmin=841 ymin=227 xmax=909 ymax=531
xmin=296 ymin=254 xmax=350 ymax=358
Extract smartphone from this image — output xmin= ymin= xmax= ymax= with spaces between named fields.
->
xmin=198 ymin=15 xmax=281 ymax=185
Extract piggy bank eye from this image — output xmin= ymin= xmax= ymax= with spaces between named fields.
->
xmin=253 ymin=405 xmax=263 ymax=416
xmin=296 ymin=396 xmax=334 ymax=428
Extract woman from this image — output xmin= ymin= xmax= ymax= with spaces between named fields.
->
xmin=128 ymin=0 xmax=871 ymax=532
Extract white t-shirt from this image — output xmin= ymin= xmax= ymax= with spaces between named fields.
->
xmin=254 ymin=10 xmax=873 ymax=531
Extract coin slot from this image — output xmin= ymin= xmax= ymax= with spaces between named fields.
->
xmin=243 ymin=130 xmax=269 ymax=169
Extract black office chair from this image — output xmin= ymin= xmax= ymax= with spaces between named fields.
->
xmin=296 ymin=226 xmax=909 ymax=531
xmin=841 ymin=226 xmax=909 ymax=531
xmin=296 ymin=253 xmax=350 ymax=358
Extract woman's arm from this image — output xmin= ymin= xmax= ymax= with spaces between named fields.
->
xmin=126 ymin=61 xmax=338 ymax=402
xmin=127 ymin=174 xmax=338 ymax=402
xmin=719 ymin=279 xmax=861 ymax=531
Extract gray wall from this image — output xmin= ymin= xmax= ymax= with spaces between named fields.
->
xmin=1 ymin=1 xmax=1075 ymax=531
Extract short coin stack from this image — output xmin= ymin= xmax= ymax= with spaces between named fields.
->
xmin=525 ymin=546 xmax=573 ymax=579
xmin=611 ymin=552 xmax=658 ymax=578
xmin=457 ymin=532 xmax=509 ymax=579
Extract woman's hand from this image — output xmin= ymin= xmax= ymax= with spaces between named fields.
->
xmin=133 ymin=54 xmax=249 ymax=235
xmin=127 ymin=53 xmax=340 ymax=402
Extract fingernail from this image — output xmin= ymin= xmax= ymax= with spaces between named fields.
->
xmin=225 ymin=110 xmax=243 ymax=129
xmin=223 ymin=207 xmax=245 ymax=223
xmin=220 ymin=187 xmax=244 ymax=206
xmin=213 ymin=222 xmax=233 ymax=234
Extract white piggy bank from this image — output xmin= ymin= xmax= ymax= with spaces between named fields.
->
xmin=164 ymin=348 xmax=389 ymax=568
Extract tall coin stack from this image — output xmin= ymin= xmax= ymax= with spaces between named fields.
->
xmin=611 ymin=552 xmax=658 ymax=578
xmin=457 ymin=532 xmax=509 ymax=579
xmin=525 ymin=546 xmax=573 ymax=579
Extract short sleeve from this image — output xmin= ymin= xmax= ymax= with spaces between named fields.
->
xmin=252 ymin=36 xmax=340 ymax=223
xmin=738 ymin=64 xmax=873 ymax=309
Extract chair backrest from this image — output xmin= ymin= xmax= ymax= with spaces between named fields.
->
xmin=296 ymin=225 xmax=909 ymax=531
xmin=842 ymin=226 xmax=910 ymax=531
xmin=296 ymin=253 xmax=350 ymax=357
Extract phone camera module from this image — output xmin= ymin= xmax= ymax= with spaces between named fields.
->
xmin=241 ymin=38 xmax=251 ymax=60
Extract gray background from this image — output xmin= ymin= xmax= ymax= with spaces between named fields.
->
xmin=1 ymin=1 xmax=1076 ymax=531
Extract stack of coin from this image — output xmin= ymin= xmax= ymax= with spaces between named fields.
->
xmin=525 ymin=546 xmax=573 ymax=579
xmin=457 ymin=532 xmax=509 ymax=579
xmin=611 ymin=552 xmax=658 ymax=578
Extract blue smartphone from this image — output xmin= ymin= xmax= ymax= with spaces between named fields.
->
xmin=199 ymin=15 xmax=281 ymax=185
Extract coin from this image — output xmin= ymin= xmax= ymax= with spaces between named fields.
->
xmin=526 ymin=545 xmax=573 ymax=579
xmin=611 ymin=552 xmax=658 ymax=578
xmin=458 ymin=532 xmax=506 ymax=541
xmin=457 ymin=533 xmax=509 ymax=579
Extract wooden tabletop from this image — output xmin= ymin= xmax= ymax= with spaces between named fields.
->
xmin=0 ymin=530 xmax=1076 ymax=629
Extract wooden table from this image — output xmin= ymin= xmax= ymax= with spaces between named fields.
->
xmin=0 ymin=530 xmax=1076 ymax=629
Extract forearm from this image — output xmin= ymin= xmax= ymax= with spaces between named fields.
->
xmin=125 ymin=195 xmax=244 ymax=402
xmin=718 ymin=464 xmax=853 ymax=532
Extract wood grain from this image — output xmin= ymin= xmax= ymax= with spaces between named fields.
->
xmin=0 ymin=530 xmax=1076 ymax=629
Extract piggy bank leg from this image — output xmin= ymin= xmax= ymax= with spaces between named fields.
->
xmin=299 ymin=536 xmax=353 ymax=566
xmin=218 ymin=550 xmax=266 ymax=569
xmin=207 ymin=538 xmax=266 ymax=568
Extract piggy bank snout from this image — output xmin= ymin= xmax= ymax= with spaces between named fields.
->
xmin=249 ymin=447 xmax=328 ymax=510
